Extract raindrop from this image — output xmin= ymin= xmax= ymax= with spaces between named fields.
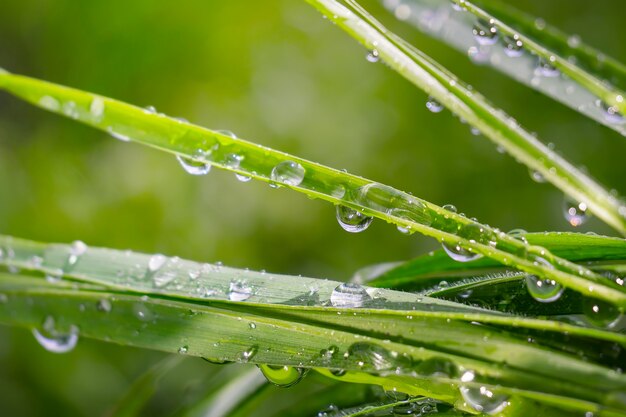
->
xmin=238 ymin=345 xmax=258 ymax=363
xmin=32 ymin=316 xmax=79 ymax=354
xmin=176 ymin=155 xmax=210 ymax=175
xmin=216 ymin=129 xmax=237 ymax=139
xmin=525 ymin=274 xmax=563 ymax=303
xmin=148 ymin=254 xmax=167 ymax=273
xmin=503 ymin=34 xmax=524 ymax=58
xmin=228 ymin=280 xmax=253 ymax=301
xmin=470 ymin=127 xmax=481 ymax=136
xmin=536 ymin=57 xmax=559 ymax=77
xmin=459 ymin=370 xmax=509 ymax=414
xmin=96 ymin=298 xmax=112 ymax=313
xmin=67 ymin=240 xmax=87 ymax=267
xmin=366 ymin=49 xmax=380 ymax=63
xmin=472 ymin=19 xmax=498 ymax=46
xmin=90 ymin=97 xmax=105 ymax=121
xmin=583 ymin=298 xmax=621 ymax=328
xmin=134 ymin=303 xmax=153 ymax=321
xmin=330 ymin=283 xmax=371 ymax=308
xmin=107 ymin=127 xmax=131 ymax=142
xmin=597 ymin=100 xmax=625 ymax=124
xmin=442 ymin=204 xmax=457 ymax=213
xmin=270 ymin=161 xmax=305 ymax=186
xmin=529 ymin=168 xmax=546 ymax=183
xmin=442 ymin=241 xmax=482 ymax=262
xmin=563 ymin=197 xmax=590 ymax=227
xmin=144 ymin=105 xmax=157 ymax=114
xmin=39 ymin=95 xmax=60 ymax=111
xmin=335 ymin=205 xmax=373 ymax=233
xmin=178 ymin=345 xmax=189 ymax=354
xmin=426 ymin=97 xmax=444 ymax=113
xmin=258 ymin=364 xmax=309 ymax=387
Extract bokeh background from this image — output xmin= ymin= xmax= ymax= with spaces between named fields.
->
xmin=0 ymin=1 xmax=624 ymax=415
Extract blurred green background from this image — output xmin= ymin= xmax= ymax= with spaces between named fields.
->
xmin=0 ymin=1 xmax=624 ymax=416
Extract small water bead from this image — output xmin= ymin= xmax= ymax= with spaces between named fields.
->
xmin=366 ymin=49 xmax=380 ymax=63
xmin=345 ymin=342 xmax=407 ymax=372
xmin=258 ymin=364 xmax=309 ymax=388
xmin=107 ymin=127 xmax=131 ymax=142
xmin=459 ymin=371 xmax=509 ymax=414
xmin=270 ymin=161 xmax=305 ymax=186
xmin=39 ymin=95 xmax=61 ymax=111
xmin=529 ymin=168 xmax=546 ymax=183
xmin=68 ymin=240 xmax=88 ymax=267
xmin=525 ymin=274 xmax=563 ymax=303
xmin=472 ymin=19 xmax=498 ymax=46
xmin=134 ymin=303 xmax=154 ymax=321
xmin=470 ymin=127 xmax=481 ymax=136
xmin=62 ymin=101 xmax=80 ymax=119
xmin=228 ymin=280 xmax=253 ymax=301
xmin=178 ymin=345 xmax=189 ymax=354
xmin=426 ymin=97 xmax=444 ymax=113
xmin=416 ymin=357 xmax=459 ymax=378
xmin=503 ymin=35 xmax=524 ymax=58
xmin=583 ymin=298 xmax=622 ymax=328
xmin=536 ymin=57 xmax=560 ymax=77
xmin=442 ymin=241 xmax=482 ymax=262
xmin=90 ymin=97 xmax=105 ymax=121
xmin=597 ymin=100 xmax=625 ymax=124
xmin=238 ymin=345 xmax=258 ymax=363
xmin=32 ymin=316 xmax=79 ymax=354
xmin=335 ymin=205 xmax=373 ymax=233
xmin=330 ymin=283 xmax=371 ymax=308
xmin=96 ymin=298 xmax=112 ymax=313
xmin=563 ymin=197 xmax=590 ymax=227
xmin=148 ymin=254 xmax=167 ymax=273
xmin=176 ymin=155 xmax=211 ymax=175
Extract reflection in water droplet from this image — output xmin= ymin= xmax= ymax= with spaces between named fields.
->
xmin=346 ymin=342 xmax=410 ymax=372
xmin=178 ymin=345 xmax=188 ymax=354
xmin=330 ymin=283 xmax=371 ymax=308
xmin=472 ymin=19 xmax=498 ymax=46
xmin=366 ymin=49 xmax=380 ymax=63
xmin=177 ymin=155 xmax=211 ymax=175
xmin=335 ymin=205 xmax=373 ymax=233
xmin=426 ymin=97 xmax=444 ymax=113
xmin=536 ymin=57 xmax=559 ymax=77
xmin=563 ymin=197 xmax=590 ymax=227
xmin=96 ymin=299 xmax=112 ymax=313
xmin=258 ymin=364 xmax=309 ymax=387
xmin=228 ymin=280 xmax=253 ymax=301
xmin=32 ymin=316 xmax=79 ymax=354
xmin=503 ymin=34 xmax=524 ymax=58
xmin=39 ymin=95 xmax=61 ymax=111
xmin=416 ymin=357 xmax=459 ymax=378
xmin=459 ymin=370 xmax=509 ymax=414
xmin=442 ymin=241 xmax=482 ymax=262
xmin=583 ymin=298 xmax=622 ymax=329
xmin=270 ymin=161 xmax=305 ymax=186
xmin=525 ymin=274 xmax=563 ymax=303
xmin=68 ymin=240 xmax=88 ymax=267
xmin=597 ymin=100 xmax=625 ymax=124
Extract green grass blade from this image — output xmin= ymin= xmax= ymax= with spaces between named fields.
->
xmin=303 ymin=0 xmax=626 ymax=235
xmin=0 ymin=73 xmax=624 ymax=308
xmin=381 ymin=0 xmax=626 ymax=134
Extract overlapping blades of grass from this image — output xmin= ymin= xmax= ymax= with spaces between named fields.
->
xmin=304 ymin=0 xmax=626 ymax=236
xmin=0 ymin=72 xmax=624 ymax=308
xmin=0 ymin=237 xmax=625 ymax=415
xmin=380 ymin=0 xmax=626 ymax=134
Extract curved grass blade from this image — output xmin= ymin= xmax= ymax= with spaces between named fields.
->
xmin=303 ymin=0 xmax=626 ymax=235
xmin=381 ymin=0 xmax=626 ymax=134
xmin=0 ymin=74 xmax=624 ymax=308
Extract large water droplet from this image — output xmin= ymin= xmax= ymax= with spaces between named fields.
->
xmin=563 ymin=197 xmax=590 ymax=227
xmin=90 ymin=97 xmax=105 ymax=121
xmin=472 ymin=19 xmax=498 ymax=46
xmin=228 ymin=280 xmax=253 ymax=301
xmin=459 ymin=370 xmax=509 ymax=414
xmin=503 ymin=34 xmax=524 ymax=58
xmin=442 ymin=241 xmax=482 ymax=262
xmin=330 ymin=283 xmax=371 ymax=308
xmin=426 ymin=97 xmax=444 ymax=113
xmin=346 ymin=342 xmax=410 ymax=372
xmin=270 ymin=161 xmax=305 ymax=186
xmin=96 ymin=298 xmax=112 ymax=313
xmin=525 ymin=274 xmax=563 ymax=303
xmin=176 ymin=155 xmax=211 ymax=175
xmin=39 ymin=95 xmax=60 ymax=111
xmin=335 ymin=205 xmax=373 ymax=233
xmin=583 ymin=298 xmax=622 ymax=328
xmin=258 ymin=364 xmax=309 ymax=387
xmin=529 ymin=168 xmax=546 ymax=183
xmin=32 ymin=316 xmax=79 ymax=354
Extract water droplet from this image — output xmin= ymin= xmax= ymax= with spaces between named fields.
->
xmin=67 ymin=240 xmax=87 ymax=267
xmin=96 ymin=298 xmax=112 ymax=313
xmin=90 ymin=97 xmax=105 ymax=121
xmin=258 ymin=364 xmax=309 ymax=387
xmin=442 ymin=241 xmax=482 ymax=262
xmin=178 ymin=345 xmax=189 ymax=354
xmin=228 ymin=280 xmax=253 ymax=301
xmin=39 ymin=95 xmax=60 ymax=111
xmin=529 ymin=169 xmax=546 ymax=183
xmin=32 ymin=316 xmax=79 ymax=354
xmin=346 ymin=342 xmax=410 ymax=371
xmin=416 ymin=357 xmax=459 ymax=378
xmin=583 ymin=298 xmax=621 ymax=328
xmin=563 ymin=197 xmax=590 ymax=227
xmin=596 ymin=100 xmax=625 ymax=124
xmin=426 ymin=97 xmax=444 ymax=113
xmin=472 ymin=19 xmax=498 ymax=46
xmin=470 ymin=127 xmax=481 ymax=136
xmin=442 ymin=204 xmax=457 ymax=213
xmin=366 ymin=49 xmax=380 ymax=63
xmin=330 ymin=283 xmax=371 ymax=308
xmin=148 ymin=254 xmax=167 ymax=273
xmin=335 ymin=205 xmax=373 ymax=233
xmin=133 ymin=303 xmax=153 ymax=321
xmin=238 ymin=345 xmax=258 ymax=363
xmin=176 ymin=155 xmax=211 ymax=175
xmin=107 ymin=127 xmax=131 ymax=142
xmin=536 ymin=57 xmax=559 ymax=77
xmin=525 ymin=274 xmax=563 ymax=303
xmin=270 ymin=161 xmax=305 ymax=186
xmin=459 ymin=370 xmax=509 ymax=414
xmin=249 ymin=322 xmax=256 ymax=329
xmin=317 ymin=404 xmax=339 ymax=417
xmin=503 ymin=34 xmax=524 ymax=57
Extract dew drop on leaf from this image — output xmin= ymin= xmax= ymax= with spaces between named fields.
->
xmin=472 ymin=19 xmax=498 ymax=46
xmin=536 ymin=57 xmax=559 ymax=77
xmin=32 ymin=316 xmax=79 ymax=354
xmin=148 ymin=254 xmax=167 ymax=273
xmin=366 ymin=49 xmax=379 ymax=63
xmin=176 ymin=155 xmax=211 ymax=175
xmin=258 ymin=364 xmax=309 ymax=387
xmin=459 ymin=370 xmax=509 ymax=414
xmin=335 ymin=206 xmax=373 ymax=233
xmin=270 ymin=161 xmax=305 ymax=186
xmin=525 ymin=275 xmax=563 ymax=303
xmin=330 ymin=283 xmax=371 ymax=308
